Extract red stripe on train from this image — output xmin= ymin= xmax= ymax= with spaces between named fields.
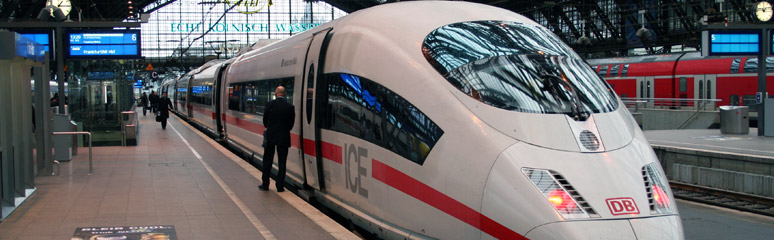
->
xmin=371 ymin=159 xmax=526 ymax=240
xmin=302 ymin=139 xmax=342 ymax=164
xmin=200 ymin=108 xmax=521 ymax=238
xmin=321 ymin=142 xmax=342 ymax=164
xmin=303 ymin=139 xmax=316 ymax=156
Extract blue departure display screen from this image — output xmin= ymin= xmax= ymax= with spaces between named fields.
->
xmin=16 ymin=31 xmax=53 ymax=60
xmin=771 ymin=30 xmax=774 ymax=55
xmin=67 ymin=30 xmax=141 ymax=59
xmin=708 ymin=30 xmax=761 ymax=55
xmin=20 ymin=33 xmax=50 ymax=53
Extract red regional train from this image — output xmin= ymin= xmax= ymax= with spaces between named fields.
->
xmin=586 ymin=53 xmax=774 ymax=109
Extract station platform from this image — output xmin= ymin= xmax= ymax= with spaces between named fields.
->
xmin=644 ymin=128 xmax=774 ymax=200
xmin=0 ymin=114 xmax=359 ymax=240
xmin=644 ymin=129 xmax=774 ymax=158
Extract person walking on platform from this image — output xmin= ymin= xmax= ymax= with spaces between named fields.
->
xmin=259 ymin=86 xmax=295 ymax=192
xmin=149 ymin=91 xmax=159 ymax=114
xmin=140 ymin=92 xmax=149 ymax=116
xmin=158 ymin=92 xmax=173 ymax=130
xmin=50 ymin=93 xmax=59 ymax=107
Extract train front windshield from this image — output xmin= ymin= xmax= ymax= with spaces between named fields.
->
xmin=422 ymin=21 xmax=618 ymax=119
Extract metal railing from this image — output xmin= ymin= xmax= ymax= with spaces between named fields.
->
xmin=621 ymin=98 xmax=722 ymax=111
xmin=51 ymin=131 xmax=93 ymax=175
xmin=621 ymin=100 xmax=647 ymax=112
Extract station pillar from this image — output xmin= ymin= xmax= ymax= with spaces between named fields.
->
xmin=0 ymin=30 xmax=46 ymax=221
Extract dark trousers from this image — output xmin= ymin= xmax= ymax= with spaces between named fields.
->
xmin=261 ymin=143 xmax=289 ymax=190
xmin=142 ymin=106 xmax=147 ymax=116
xmin=161 ymin=117 xmax=167 ymax=129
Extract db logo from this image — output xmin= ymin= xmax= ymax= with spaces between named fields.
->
xmin=606 ymin=197 xmax=640 ymax=215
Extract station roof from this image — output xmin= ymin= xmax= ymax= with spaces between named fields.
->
xmin=1 ymin=0 xmax=528 ymax=22
xmin=2 ymin=0 xmax=760 ymax=58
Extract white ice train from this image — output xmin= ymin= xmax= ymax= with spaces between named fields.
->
xmin=162 ymin=1 xmax=684 ymax=239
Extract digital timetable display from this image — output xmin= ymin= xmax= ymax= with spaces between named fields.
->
xmin=16 ymin=30 xmax=54 ymax=60
xmin=708 ymin=30 xmax=761 ymax=55
xmin=66 ymin=30 xmax=141 ymax=59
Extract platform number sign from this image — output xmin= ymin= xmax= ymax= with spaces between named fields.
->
xmin=606 ymin=197 xmax=640 ymax=215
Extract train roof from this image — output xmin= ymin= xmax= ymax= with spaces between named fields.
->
xmin=585 ymin=52 xmax=739 ymax=65
xmin=235 ymin=1 xmax=540 ymax=61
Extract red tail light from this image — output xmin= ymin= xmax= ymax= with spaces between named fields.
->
xmin=548 ymin=189 xmax=577 ymax=211
xmin=653 ymin=185 xmax=670 ymax=208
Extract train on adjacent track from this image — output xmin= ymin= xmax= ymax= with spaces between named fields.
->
xmin=161 ymin=1 xmax=683 ymax=239
xmin=586 ymin=53 xmax=774 ymax=109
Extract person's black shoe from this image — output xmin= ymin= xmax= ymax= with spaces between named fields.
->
xmin=276 ymin=188 xmax=284 ymax=192
xmin=258 ymin=185 xmax=269 ymax=191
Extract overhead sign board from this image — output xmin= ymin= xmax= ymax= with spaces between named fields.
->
xmin=17 ymin=31 xmax=53 ymax=60
xmin=87 ymin=71 xmax=115 ymax=80
xmin=703 ymin=30 xmax=761 ymax=56
xmin=771 ymin=30 xmax=774 ymax=55
xmin=66 ymin=29 xmax=141 ymax=59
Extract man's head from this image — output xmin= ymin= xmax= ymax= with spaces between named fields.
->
xmin=162 ymin=92 xmax=167 ymax=98
xmin=275 ymin=86 xmax=286 ymax=97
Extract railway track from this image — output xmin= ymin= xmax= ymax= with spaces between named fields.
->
xmin=670 ymin=181 xmax=774 ymax=217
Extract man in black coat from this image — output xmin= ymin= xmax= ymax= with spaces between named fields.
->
xmin=149 ymin=91 xmax=160 ymax=114
xmin=158 ymin=92 xmax=173 ymax=130
xmin=259 ymin=86 xmax=295 ymax=192
xmin=140 ymin=92 xmax=149 ymax=116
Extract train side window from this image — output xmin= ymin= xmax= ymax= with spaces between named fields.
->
xmin=324 ymin=73 xmax=444 ymax=165
xmin=730 ymin=95 xmax=740 ymax=106
xmin=706 ymin=80 xmax=712 ymax=99
xmin=743 ymin=95 xmax=759 ymax=111
xmin=228 ymin=84 xmax=242 ymax=111
xmin=176 ymin=85 xmax=187 ymax=106
xmin=228 ymin=78 xmax=294 ymax=115
xmin=679 ymin=77 xmax=687 ymax=92
xmin=598 ymin=65 xmax=608 ymax=77
xmin=621 ymin=64 xmax=629 ymax=77
xmin=306 ymin=65 xmax=315 ymax=124
xmin=741 ymin=58 xmax=774 ymax=73
xmin=609 ymin=64 xmax=620 ymax=77
xmin=698 ymin=81 xmax=704 ymax=99
xmin=730 ymin=58 xmax=741 ymax=73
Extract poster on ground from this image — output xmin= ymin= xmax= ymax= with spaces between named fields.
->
xmin=71 ymin=225 xmax=177 ymax=240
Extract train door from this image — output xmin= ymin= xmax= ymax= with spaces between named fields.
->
xmin=636 ymin=76 xmax=655 ymax=107
xmin=186 ymin=77 xmax=193 ymax=118
xmin=694 ymin=75 xmax=717 ymax=109
xmin=214 ymin=64 xmax=229 ymax=139
xmin=301 ymin=29 xmax=331 ymax=190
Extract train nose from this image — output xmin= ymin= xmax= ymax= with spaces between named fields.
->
xmin=523 ymin=215 xmax=683 ymax=239
xmin=482 ymin=138 xmax=684 ymax=239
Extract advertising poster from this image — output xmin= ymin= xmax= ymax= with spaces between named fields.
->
xmin=71 ymin=225 xmax=177 ymax=240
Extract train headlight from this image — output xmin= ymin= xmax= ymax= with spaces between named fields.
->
xmin=522 ymin=168 xmax=594 ymax=219
xmin=548 ymin=189 xmax=576 ymax=212
xmin=643 ymin=163 xmax=673 ymax=214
